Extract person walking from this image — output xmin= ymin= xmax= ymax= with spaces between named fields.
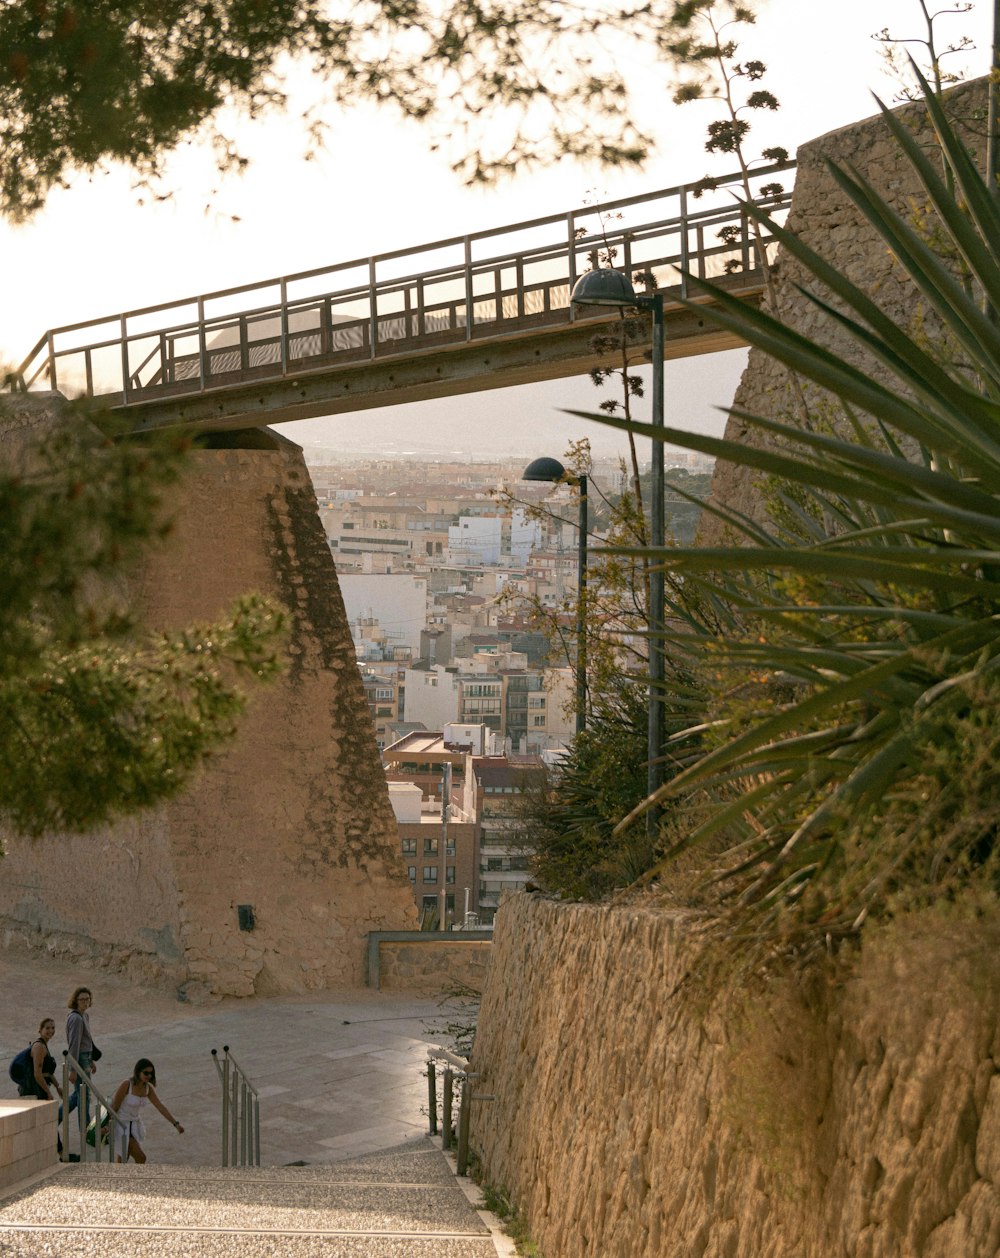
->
xmin=20 ymin=1019 xmax=62 ymax=1102
xmin=109 ymin=1060 xmax=184 ymax=1164
xmin=21 ymin=1018 xmax=66 ymax=1158
xmin=63 ymin=986 xmax=101 ymax=1130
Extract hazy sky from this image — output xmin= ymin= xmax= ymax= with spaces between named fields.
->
xmin=1 ymin=0 xmax=992 ymax=461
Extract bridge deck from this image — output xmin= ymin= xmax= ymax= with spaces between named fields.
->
xmin=16 ymin=165 xmax=792 ymax=432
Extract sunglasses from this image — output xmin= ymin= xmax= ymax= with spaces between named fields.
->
xmin=140 ymin=1070 xmax=154 ymax=1078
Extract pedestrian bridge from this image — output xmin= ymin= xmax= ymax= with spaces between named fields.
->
xmin=15 ymin=164 xmax=792 ymax=433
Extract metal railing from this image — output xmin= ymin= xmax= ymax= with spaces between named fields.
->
xmin=427 ymin=1047 xmax=493 ymax=1176
xmin=60 ymin=1051 xmax=128 ymax=1163
xmin=13 ymin=163 xmax=793 ymax=406
xmin=211 ymin=1045 xmax=260 ymax=1167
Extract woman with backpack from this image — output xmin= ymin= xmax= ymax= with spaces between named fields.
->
xmin=21 ymin=1018 xmax=62 ymax=1102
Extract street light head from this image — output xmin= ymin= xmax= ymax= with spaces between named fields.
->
xmin=522 ymin=456 xmax=567 ymax=483
xmin=571 ymin=268 xmax=640 ymax=308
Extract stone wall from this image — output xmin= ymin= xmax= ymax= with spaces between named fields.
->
xmin=0 ymin=397 xmax=417 ymax=996
xmin=369 ymin=932 xmax=492 ymax=994
xmin=470 ymin=894 xmax=1000 ymax=1258
xmin=0 ymin=1100 xmax=57 ymax=1194
xmin=704 ymin=78 xmax=988 ymax=534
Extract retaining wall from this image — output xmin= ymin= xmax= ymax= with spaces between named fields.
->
xmin=470 ymin=894 xmax=1000 ymax=1258
xmin=0 ymin=1101 xmax=57 ymax=1196
xmin=367 ymin=930 xmax=492 ymax=993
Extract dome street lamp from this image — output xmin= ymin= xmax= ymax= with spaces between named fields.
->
xmin=571 ymin=268 xmax=665 ymax=838
xmin=522 ymin=456 xmax=588 ymax=736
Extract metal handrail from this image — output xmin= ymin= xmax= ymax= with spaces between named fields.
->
xmin=13 ymin=162 xmax=794 ymax=404
xmin=427 ymin=1047 xmax=493 ymax=1176
xmin=60 ymin=1051 xmax=128 ymax=1163
xmin=211 ymin=1045 xmax=260 ymax=1167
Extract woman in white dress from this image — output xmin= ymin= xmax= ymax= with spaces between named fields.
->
xmin=110 ymin=1059 xmax=184 ymax=1163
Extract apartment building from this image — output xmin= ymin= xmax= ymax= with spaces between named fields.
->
xmin=464 ymin=755 xmax=543 ymax=926
xmin=447 ymin=515 xmax=503 ymax=566
xmin=403 ymin=664 xmax=461 ymax=732
xmin=360 ymin=662 xmax=407 ymax=751
xmin=387 ymin=782 xmax=478 ymax=928
xmin=383 ymin=725 xmax=488 ymax=807
xmin=384 ymin=724 xmax=500 ymax=926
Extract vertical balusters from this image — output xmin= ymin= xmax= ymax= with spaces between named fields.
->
xmin=427 ymin=1061 xmax=438 ymax=1135
xmin=117 ymin=320 xmax=126 ymax=401
xmin=463 ymin=238 xmax=473 ymax=339
xmin=368 ymin=258 xmax=378 ymax=357
xmin=197 ymin=297 xmax=208 ymax=390
xmin=442 ymin=1068 xmax=454 ymax=1150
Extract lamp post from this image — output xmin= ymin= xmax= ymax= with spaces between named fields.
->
xmin=570 ymin=270 xmax=665 ymax=838
xmin=522 ymin=456 xmax=588 ymax=735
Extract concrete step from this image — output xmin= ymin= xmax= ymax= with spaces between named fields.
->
xmin=0 ymin=1143 xmax=506 ymax=1257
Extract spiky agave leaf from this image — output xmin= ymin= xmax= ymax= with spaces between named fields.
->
xmin=564 ymin=69 xmax=1000 ymax=942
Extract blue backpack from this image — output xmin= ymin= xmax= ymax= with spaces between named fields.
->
xmin=9 ymin=1043 xmax=35 ymax=1091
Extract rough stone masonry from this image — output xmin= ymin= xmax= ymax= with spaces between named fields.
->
xmin=0 ymin=395 xmax=417 ymax=997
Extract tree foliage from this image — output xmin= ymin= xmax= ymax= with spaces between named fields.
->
xmin=0 ymin=0 xmax=659 ymax=219
xmin=0 ymin=0 xmax=811 ymax=222
xmin=0 ymin=402 xmax=286 ymax=836
xmin=519 ymin=674 xmax=706 ymax=898
xmin=661 ymin=0 xmax=787 ymax=197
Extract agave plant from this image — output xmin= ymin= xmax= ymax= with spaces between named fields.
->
xmin=569 ymin=68 xmax=1000 ymax=944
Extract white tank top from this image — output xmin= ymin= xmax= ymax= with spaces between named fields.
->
xmin=118 ymin=1081 xmax=149 ymax=1123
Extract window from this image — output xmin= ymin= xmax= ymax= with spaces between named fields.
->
xmin=446 ymin=867 xmax=456 ymax=885
xmin=424 ymin=837 xmax=438 ymax=855
xmin=422 ymin=895 xmax=437 ymax=913
xmin=401 ymin=838 xmax=417 ymax=856
xmin=446 ymin=839 xmax=455 ymax=856
xmin=423 ymin=866 xmax=438 ymax=884
xmin=407 ymin=866 xmax=417 ymax=882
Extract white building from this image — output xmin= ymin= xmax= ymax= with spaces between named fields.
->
xmin=509 ymin=508 xmax=542 ymax=566
xmin=339 ymin=573 xmax=428 ymax=656
xmin=403 ymin=664 xmax=461 ymax=730
xmin=448 ymin=516 xmax=502 ymax=566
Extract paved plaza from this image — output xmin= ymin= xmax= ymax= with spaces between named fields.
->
xmin=0 ymin=947 xmax=467 ymax=1167
xmin=0 ymin=948 xmax=514 ymax=1255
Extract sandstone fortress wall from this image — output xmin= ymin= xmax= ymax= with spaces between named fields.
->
xmin=0 ymin=396 xmax=417 ymax=996
xmin=471 ymin=895 xmax=1000 ymax=1258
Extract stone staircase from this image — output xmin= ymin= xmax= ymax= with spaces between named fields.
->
xmin=0 ymin=1141 xmax=510 ymax=1256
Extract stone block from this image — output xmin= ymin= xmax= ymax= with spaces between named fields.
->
xmin=0 ymin=1099 xmax=57 ymax=1195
